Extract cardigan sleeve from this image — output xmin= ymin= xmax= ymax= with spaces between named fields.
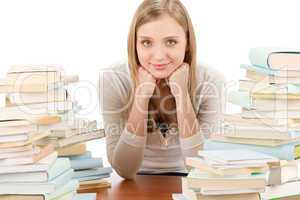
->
xmin=99 ymin=67 xmax=147 ymax=179
xmin=179 ymin=66 xmax=225 ymax=157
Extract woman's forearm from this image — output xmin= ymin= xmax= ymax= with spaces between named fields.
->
xmin=176 ymin=92 xmax=200 ymax=138
xmin=126 ymin=90 xmax=150 ymax=136
xmin=110 ymin=93 xmax=149 ymax=179
xmin=110 ymin=91 xmax=150 ymax=179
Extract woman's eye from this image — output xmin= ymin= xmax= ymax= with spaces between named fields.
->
xmin=166 ymin=40 xmax=177 ymax=47
xmin=141 ymin=40 xmax=152 ymax=47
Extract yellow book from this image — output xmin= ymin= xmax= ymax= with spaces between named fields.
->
xmin=57 ymin=143 xmax=87 ymax=156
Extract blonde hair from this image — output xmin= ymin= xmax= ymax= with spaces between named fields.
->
xmin=127 ymin=0 xmax=197 ymax=129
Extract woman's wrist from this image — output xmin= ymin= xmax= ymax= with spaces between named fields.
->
xmin=134 ymin=89 xmax=152 ymax=105
xmin=175 ymin=91 xmax=189 ymax=109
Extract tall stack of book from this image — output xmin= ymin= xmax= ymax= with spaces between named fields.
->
xmin=2 ymin=65 xmax=111 ymax=192
xmin=206 ymin=48 xmax=300 ymax=199
xmin=172 ymin=149 xmax=278 ymax=200
xmin=0 ymin=65 xmax=80 ymax=199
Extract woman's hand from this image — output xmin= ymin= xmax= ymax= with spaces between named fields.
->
xmin=136 ymin=66 xmax=157 ymax=98
xmin=167 ymin=63 xmax=189 ymax=98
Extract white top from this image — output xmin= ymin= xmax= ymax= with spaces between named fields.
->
xmin=98 ymin=61 xmax=225 ymax=178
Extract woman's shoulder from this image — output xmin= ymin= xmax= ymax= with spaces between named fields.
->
xmin=196 ymin=62 xmax=225 ymax=85
xmin=101 ymin=60 xmax=133 ymax=86
xmin=99 ymin=60 xmax=133 ymax=103
xmin=101 ymin=60 xmax=131 ymax=80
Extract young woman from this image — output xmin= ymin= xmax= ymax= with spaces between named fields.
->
xmin=99 ymin=0 xmax=224 ymax=179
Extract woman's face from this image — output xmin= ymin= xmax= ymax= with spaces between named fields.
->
xmin=136 ymin=15 xmax=187 ymax=80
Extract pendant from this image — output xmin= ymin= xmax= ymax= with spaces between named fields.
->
xmin=159 ymin=132 xmax=170 ymax=147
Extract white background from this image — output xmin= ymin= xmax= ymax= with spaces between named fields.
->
xmin=1 ymin=0 xmax=300 ymax=165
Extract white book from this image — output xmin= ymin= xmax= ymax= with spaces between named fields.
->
xmin=0 ymin=146 xmax=39 ymax=159
xmin=8 ymin=88 xmax=67 ymax=105
xmin=0 ymin=179 xmax=79 ymax=200
xmin=0 ymin=123 xmax=38 ymax=136
xmin=0 ymin=119 xmax=32 ymax=127
xmin=38 ymin=129 xmax=105 ymax=148
xmin=198 ymin=149 xmax=279 ymax=165
xmin=172 ymin=194 xmax=187 ymax=200
xmin=0 ymin=144 xmax=54 ymax=166
xmin=0 ymin=168 xmax=73 ymax=194
xmin=223 ymin=124 xmax=300 ymax=140
xmin=0 ymin=158 xmax=71 ymax=183
xmin=6 ymin=71 xmax=62 ymax=85
xmin=8 ymin=65 xmax=62 ymax=74
xmin=0 ymin=101 xmax=74 ymax=121
xmin=261 ymin=180 xmax=300 ymax=199
xmin=0 ymin=79 xmax=75 ymax=93
xmin=186 ymin=156 xmax=268 ymax=174
xmin=201 ymin=188 xmax=265 ymax=195
xmin=242 ymin=109 xmax=300 ymax=119
xmin=38 ymin=118 xmax=96 ymax=138
xmin=0 ymin=152 xmax=57 ymax=174
xmin=0 ymin=144 xmax=33 ymax=154
xmin=0 ymin=131 xmax=50 ymax=149
xmin=57 ymin=129 xmax=104 ymax=147
xmin=0 ymin=132 xmax=37 ymax=143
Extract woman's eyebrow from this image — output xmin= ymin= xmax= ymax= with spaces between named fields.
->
xmin=138 ymin=36 xmax=180 ymax=40
xmin=164 ymin=36 xmax=180 ymax=39
xmin=137 ymin=36 xmax=152 ymax=39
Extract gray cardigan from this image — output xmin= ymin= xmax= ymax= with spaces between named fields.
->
xmin=99 ymin=61 xmax=225 ymax=179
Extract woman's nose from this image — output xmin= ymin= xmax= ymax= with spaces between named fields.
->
xmin=152 ymin=46 xmax=167 ymax=61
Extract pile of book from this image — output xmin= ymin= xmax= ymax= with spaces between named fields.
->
xmin=172 ymin=149 xmax=278 ymax=200
xmin=209 ymin=47 xmax=300 ymax=199
xmin=62 ymin=149 xmax=112 ymax=193
xmin=3 ymin=66 xmax=112 ymax=190
xmin=0 ymin=65 xmax=81 ymax=199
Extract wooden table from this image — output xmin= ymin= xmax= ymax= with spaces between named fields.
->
xmin=81 ymin=172 xmax=182 ymax=200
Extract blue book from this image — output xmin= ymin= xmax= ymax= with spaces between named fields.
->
xmin=70 ymin=157 xmax=103 ymax=170
xmin=45 ymin=179 xmax=79 ymax=199
xmin=0 ymin=168 xmax=74 ymax=194
xmin=76 ymin=174 xmax=110 ymax=182
xmin=227 ymin=90 xmax=300 ymax=112
xmin=0 ymin=158 xmax=71 ymax=183
xmin=249 ymin=47 xmax=300 ymax=70
xmin=74 ymin=167 xmax=112 ymax=178
xmin=73 ymin=193 xmax=96 ymax=200
xmin=204 ymin=139 xmax=300 ymax=160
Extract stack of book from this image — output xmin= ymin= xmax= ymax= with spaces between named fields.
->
xmin=208 ymin=48 xmax=300 ymax=199
xmin=62 ymin=150 xmax=112 ymax=192
xmin=0 ymin=65 xmax=81 ymax=199
xmin=172 ymin=149 xmax=278 ymax=200
xmin=37 ymin=118 xmax=105 ymax=150
xmin=6 ymin=65 xmax=112 ymax=189
xmin=0 ymin=153 xmax=79 ymax=200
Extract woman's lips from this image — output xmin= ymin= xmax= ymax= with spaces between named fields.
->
xmin=153 ymin=63 xmax=169 ymax=70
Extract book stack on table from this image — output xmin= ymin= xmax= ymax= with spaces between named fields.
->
xmin=0 ymin=65 xmax=82 ymax=199
xmin=63 ymin=151 xmax=112 ymax=193
xmin=0 ymin=65 xmax=111 ymax=191
xmin=173 ymin=149 xmax=278 ymax=200
xmin=210 ymin=48 xmax=300 ymax=199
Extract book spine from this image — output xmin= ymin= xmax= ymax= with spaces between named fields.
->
xmin=204 ymin=140 xmax=296 ymax=160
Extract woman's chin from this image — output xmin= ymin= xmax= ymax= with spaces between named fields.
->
xmin=151 ymin=73 xmax=170 ymax=80
xmin=149 ymin=70 xmax=172 ymax=80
